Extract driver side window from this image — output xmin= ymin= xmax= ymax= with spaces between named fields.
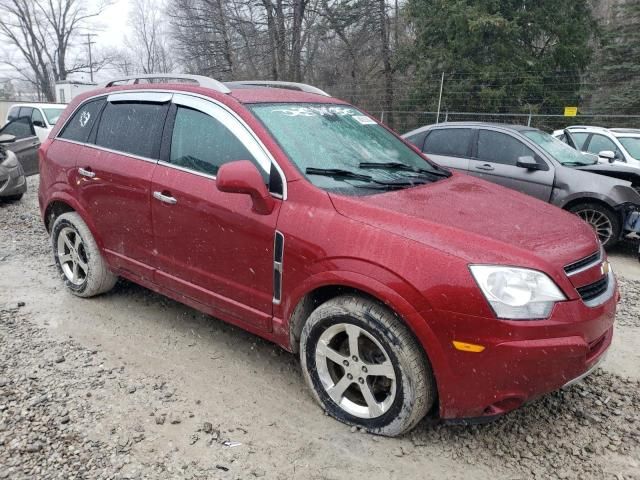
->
xmin=0 ymin=117 xmax=35 ymax=140
xmin=587 ymin=134 xmax=622 ymax=159
xmin=170 ymin=106 xmax=259 ymax=177
xmin=477 ymin=130 xmax=537 ymax=166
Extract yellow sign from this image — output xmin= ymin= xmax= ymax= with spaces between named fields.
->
xmin=564 ymin=106 xmax=578 ymax=117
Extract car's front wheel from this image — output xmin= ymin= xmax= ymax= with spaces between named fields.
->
xmin=51 ymin=212 xmax=117 ymax=297
xmin=300 ymin=295 xmax=436 ymax=436
xmin=568 ymin=202 xmax=620 ymax=248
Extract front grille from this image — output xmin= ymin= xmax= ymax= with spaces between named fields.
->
xmin=577 ymin=276 xmax=609 ymax=302
xmin=564 ymin=250 xmax=601 ymax=275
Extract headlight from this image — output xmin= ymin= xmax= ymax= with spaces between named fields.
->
xmin=1 ymin=153 xmax=18 ymax=168
xmin=469 ymin=265 xmax=566 ymax=320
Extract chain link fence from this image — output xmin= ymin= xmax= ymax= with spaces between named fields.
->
xmin=373 ymin=111 xmax=640 ymax=134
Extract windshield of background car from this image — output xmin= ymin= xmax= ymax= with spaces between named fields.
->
xmin=43 ymin=108 xmax=64 ymax=125
xmin=618 ymin=137 xmax=640 ymax=160
xmin=523 ymin=130 xmax=597 ymax=166
xmin=250 ymin=103 xmax=448 ymax=195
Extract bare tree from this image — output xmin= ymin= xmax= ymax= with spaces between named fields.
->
xmin=0 ymin=0 xmax=108 ymax=101
xmin=128 ymin=0 xmax=174 ymax=74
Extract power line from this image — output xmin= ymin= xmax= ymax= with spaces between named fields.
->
xmin=83 ymin=33 xmax=98 ymax=83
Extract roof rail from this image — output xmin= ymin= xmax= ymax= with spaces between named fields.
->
xmin=225 ymin=80 xmax=330 ymax=97
xmin=565 ymin=125 xmax=608 ymax=130
xmin=101 ymin=74 xmax=231 ymax=94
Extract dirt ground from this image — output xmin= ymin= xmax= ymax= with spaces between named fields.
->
xmin=1 ymin=176 xmax=639 ymax=479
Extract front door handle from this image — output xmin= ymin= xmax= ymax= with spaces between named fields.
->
xmin=153 ymin=191 xmax=177 ymax=205
xmin=475 ymin=163 xmax=495 ymax=171
xmin=78 ymin=167 xmax=95 ymax=178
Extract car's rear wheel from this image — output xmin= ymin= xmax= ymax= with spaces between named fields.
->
xmin=300 ymin=295 xmax=436 ymax=436
xmin=51 ymin=212 xmax=117 ymax=297
xmin=568 ymin=203 xmax=620 ymax=248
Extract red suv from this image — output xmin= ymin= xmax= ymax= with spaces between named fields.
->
xmin=39 ymin=75 xmax=616 ymax=436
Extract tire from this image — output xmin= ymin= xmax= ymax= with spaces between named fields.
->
xmin=568 ymin=202 xmax=621 ymax=249
xmin=51 ymin=212 xmax=117 ymax=297
xmin=1 ymin=193 xmax=24 ymax=202
xmin=300 ymin=295 xmax=436 ymax=437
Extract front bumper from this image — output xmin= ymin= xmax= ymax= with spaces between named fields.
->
xmin=427 ymin=275 xmax=617 ymax=420
xmin=0 ymin=162 xmax=27 ymax=198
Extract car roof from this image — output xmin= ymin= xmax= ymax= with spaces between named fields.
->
xmin=69 ymin=82 xmax=345 ymax=108
xmin=566 ymin=125 xmax=640 ymax=138
xmin=9 ymin=103 xmax=66 ymax=109
xmin=404 ymin=121 xmax=537 ymax=136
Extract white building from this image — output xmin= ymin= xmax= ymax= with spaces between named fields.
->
xmin=55 ymin=80 xmax=98 ymax=104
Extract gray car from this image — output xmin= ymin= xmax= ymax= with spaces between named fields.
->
xmin=0 ymin=116 xmax=40 ymax=201
xmin=403 ymin=122 xmax=640 ymax=248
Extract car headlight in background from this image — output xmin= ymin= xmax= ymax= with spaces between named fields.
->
xmin=469 ymin=265 xmax=566 ymax=320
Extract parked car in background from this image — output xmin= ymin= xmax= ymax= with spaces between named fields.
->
xmin=0 ymin=144 xmax=27 ymax=201
xmin=0 ymin=116 xmax=41 ymax=176
xmin=39 ymin=74 xmax=616 ymax=436
xmin=553 ymin=126 xmax=640 ymax=169
xmin=5 ymin=103 xmax=66 ymax=142
xmin=403 ymin=122 xmax=640 ymax=247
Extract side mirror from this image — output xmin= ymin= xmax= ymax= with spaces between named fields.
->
xmin=0 ymin=134 xmax=16 ymax=144
xmin=516 ymin=156 xmax=540 ymax=170
xmin=216 ymin=160 xmax=275 ymax=215
xmin=33 ymin=120 xmax=46 ymax=128
xmin=598 ymin=150 xmax=616 ymax=163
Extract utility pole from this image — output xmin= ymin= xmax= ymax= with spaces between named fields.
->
xmin=436 ymin=72 xmax=444 ymax=124
xmin=84 ymin=33 xmax=98 ymax=83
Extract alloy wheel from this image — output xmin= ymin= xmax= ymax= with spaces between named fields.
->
xmin=57 ymin=226 xmax=88 ymax=286
xmin=315 ymin=323 xmax=397 ymax=419
xmin=576 ymin=208 xmax=613 ymax=245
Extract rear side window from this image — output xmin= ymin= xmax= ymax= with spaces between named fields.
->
xmin=31 ymin=108 xmax=45 ymax=127
xmin=59 ymin=99 xmax=105 ymax=143
xmin=423 ymin=128 xmax=473 ymax=157
xmin=95 ymin=101 xmax=167 ymax=158
xmin=169 ymin=105 xmax=258 ymax=176
xmin=476 ymin=130 xmax=536 ymax=166
xmin=7 ymin=106 xmax=19 ymax=121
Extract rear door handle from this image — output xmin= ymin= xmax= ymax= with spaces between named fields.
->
xmin=153 ymin=191 xmax=177 ymax=205
xmin=475 ymin=163 xmax=495 ymax=171
xmin=78 ymin=167 xmax=95 ymax=178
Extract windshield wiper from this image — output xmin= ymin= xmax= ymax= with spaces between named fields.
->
xmin=306 ymin=167 xmax=428 ymax=189
xmin=358 ymin=161 xmax=451 ymax=177
xmin=306 ymin=167 xmax=373 ymax=181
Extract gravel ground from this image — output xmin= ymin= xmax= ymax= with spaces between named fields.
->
xmin=0 ymin=176 xmax=639 ymax=479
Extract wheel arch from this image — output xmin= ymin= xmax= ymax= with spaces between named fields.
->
xmin=43 ymin=194 xmax=106 ymax=251
xmin=285 ymin=271 xmax=447 ymax=412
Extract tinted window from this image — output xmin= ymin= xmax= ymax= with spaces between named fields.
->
xmin=170 ymin=106 xmax=259 ymax=176
xmin=0 ymin=117 xmax=35 ymax=140
xmin=7 ymin=107 xmax=19 ymax=121
xmin=60 ymin=99 xmax=105 ymax=143
xmin=423 ymin=128 xmax=473 ymax=157
xmin=96 ymin=101 xmax=167 ymax=158
xmin=31 ymin=108 xmax=45 ymax=126
xmin=19 ymin=107 xmax=33 ymax=118
xmin=586 ymin=134 xmax=621 ymax=158
xmin=404 ymin=130 xmax=428 ymax=150
xmin=477 ymin=130 xmax=536 ymax=166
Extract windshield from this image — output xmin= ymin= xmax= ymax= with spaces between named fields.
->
xmin=250 ymin=103 xmax=448 ymax=195
xmin=523 ymin=130 xmax=597 ymax=166
xmin=618 ymin=137 xmax=640 ymax=160
xmin=43 ymin=108 xmax=64 ymax=125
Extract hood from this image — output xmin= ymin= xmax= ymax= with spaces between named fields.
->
xmin=575 ymin=163 xmax=640 ymax=188
xmin=329 ymin=172 xmax=598 ymax=268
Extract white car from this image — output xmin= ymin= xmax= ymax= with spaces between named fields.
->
xmin=553 ymin=126 xmax=640 ymax=169
xmin=5 ymin=103 xmax=67 ymax=142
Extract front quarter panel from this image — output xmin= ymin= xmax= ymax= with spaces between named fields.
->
xmin=552 ymin=165 xmax=640 ymax=208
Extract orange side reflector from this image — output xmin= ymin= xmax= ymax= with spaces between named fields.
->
xmin=452 ymin=341 xmax=485 ymax=353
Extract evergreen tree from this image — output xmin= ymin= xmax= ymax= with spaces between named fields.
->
xmin=589 ymin=1 xmax=640 ymax=114
xmin=402 ymin=0 xmax=596 ymax=114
